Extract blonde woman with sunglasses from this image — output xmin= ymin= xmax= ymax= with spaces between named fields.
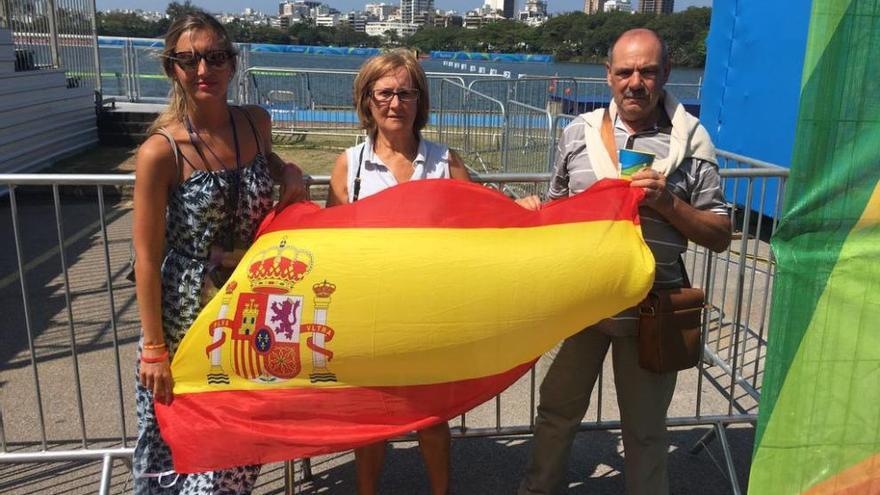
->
xmin=131 ymin=11 xmax=305 ymax=494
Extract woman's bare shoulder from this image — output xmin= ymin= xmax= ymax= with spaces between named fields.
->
xmin=136 ymin=131 xmax=180 ymax=184
xmin=241 ymin=104 xmax=271 ymax=125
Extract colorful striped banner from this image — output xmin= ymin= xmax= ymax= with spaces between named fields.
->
xmin=748 ymin=1 xmax=880 ymax=493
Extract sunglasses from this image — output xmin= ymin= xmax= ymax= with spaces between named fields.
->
xmin=169 ymin=50 xmax=233 ymax=71
xmin=371 ymin=88 xmax=420 ymax=103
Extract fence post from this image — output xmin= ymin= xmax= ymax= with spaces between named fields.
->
xmin=89 ymin=0 xmax=102 ymax=93
xmin=46 ymin=0 xmax=61 ymax=68
xmin=500 ymin=108 xmax=509 ymax=172
xmin=233 ymin=43 xmax=250 ymax=105
xmin=122 ymin=38 xmax=132 ymax=102
xmin=1 ymin=0 xmax=12 ymax=29
xmin=546 ymin=116 xmax=557 ymax=173
xmin=437 ymin=79 xmax=444 ymax=142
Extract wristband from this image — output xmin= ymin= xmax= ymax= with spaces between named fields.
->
xmin=140 ymin=350 xmax=169 ymax=364
xmin=143 ymin=342 xmax=166 ymax=350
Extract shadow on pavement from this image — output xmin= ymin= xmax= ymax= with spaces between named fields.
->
xmin=292 ymin=425 xmax=753 ymax=494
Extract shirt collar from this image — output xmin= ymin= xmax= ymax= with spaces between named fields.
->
xmin=413 ymin=138 xmax=428 ymax=166
xmin=363 ymin=136 xmax=427 ymax=168
xmin=613 ymin=106 xmax=672 ymax=136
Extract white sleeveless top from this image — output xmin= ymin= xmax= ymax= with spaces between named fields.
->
xmin=345 ymin=137 xmax=451 ymax=202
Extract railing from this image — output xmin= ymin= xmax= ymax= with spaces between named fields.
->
xmin=0 ymin=158 xmax=786 ymax=494
xmin=434 ymin=78 xmax=506 ymax=175
xmin=500 ymin=101 xmax=553 ymax=198
xmin=1 ymin=0 xmax=100 ymax=90
xmin=238 ymin=66 xmax=473 ymax=146
xmin=468 ymin=76 xmax=579 ymax=113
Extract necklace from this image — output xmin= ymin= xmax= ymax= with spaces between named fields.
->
xmin=185 ymin=109 xmax=243 ymax=251
xmin=184 ymin=110 xmax=241 ymax=172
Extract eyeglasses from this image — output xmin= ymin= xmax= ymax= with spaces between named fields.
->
xmin=169 ymin=50 xmax=233 ymax=71
xmin=371 ymin=88 xmax=420 ymax=103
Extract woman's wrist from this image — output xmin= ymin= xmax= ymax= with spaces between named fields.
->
xmin=141 ymin=350 xmax=169 ymax=364
xmin=142 ymin=345 xmax=168 ymax=356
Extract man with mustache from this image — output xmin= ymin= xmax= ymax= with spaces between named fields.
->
xmin=518 ymin=29 xmax=731 ymax=495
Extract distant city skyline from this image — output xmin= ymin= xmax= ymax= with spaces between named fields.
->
xmin=97 ymin=0 xmax=710 ymax=16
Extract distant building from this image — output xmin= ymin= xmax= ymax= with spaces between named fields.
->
xmin=485 ymin=0 xmax=515 ymax=18
xmin=603 ymin=0 xmax=632 ymax=12
xmin=518 ymin=0 xmax=547 ymax=25
xmin=463 ymin=9 xmax=504 ymax=28
xmin=522 ymin=0 xmax=547 ymax=17
xmin=365 ymin=20 xmax=417 ymax=37
xmin=313 ymin=4 xmax=333 ymax=16
xmin=315 ymin=13 xmax=340 ymax=26
xmin=400 ymin=0 xmax=434 ymax=25
xmin=279 ymin=0 xmax=322 ymax=16
xmin=344 ymin=12 xmax=369 ymax=31
xmin=433 ymin=12 xmax=463 ymax=27
xmin=365 ymin=2 xmax=397 ymax=20
xmin=639 ymin=0 xmax=673 ymax=14
xmin=584 ymin=0 xmax=607 ymax=14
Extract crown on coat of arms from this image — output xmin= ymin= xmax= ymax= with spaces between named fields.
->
xmin=247 ymin=238 xmax=313 ymax=294
xmin=312 ymin=280 xmax=337 ymax=298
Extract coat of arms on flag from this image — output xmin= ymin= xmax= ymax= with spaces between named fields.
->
xmin=203 ymin=238 xmax=337 ymax=385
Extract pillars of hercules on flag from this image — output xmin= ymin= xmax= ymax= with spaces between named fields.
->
xmin=309 ymin=280 xmax=336 ymax=383
xmin=206 ymin=282 xmax=236 ymax=385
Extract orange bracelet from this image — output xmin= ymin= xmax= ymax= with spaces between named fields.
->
xmin=143 ymin=342 xmax=166 ymax=350
xmin=140 ymin=350 xmax=169 ymax=364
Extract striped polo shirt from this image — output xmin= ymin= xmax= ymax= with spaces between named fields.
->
xmin=549 ymin=109 xmax=728 ymax=336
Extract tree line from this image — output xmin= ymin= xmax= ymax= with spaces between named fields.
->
xmin=98 ymin=2 xmax=711 ymax=67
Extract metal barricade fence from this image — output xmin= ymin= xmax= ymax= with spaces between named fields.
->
xmin=0 ymin=162 xmax=786 ymax=494
xmin=468 ymin=77 xmax=579 ymax=114
xmin=500 ymin=101 xmax=553 ymax=198
xmin=692 ymin=152 xmax=787 ymax=409
xmin=434 ymin=78 xmax=506 ymax=175
xmin=1 ymin=0 xmax=100 ymax=90
xmin=238 ymin=67 xmax=469 ymax=143
xmin=239 ymin=67 xmax=362 ymax=140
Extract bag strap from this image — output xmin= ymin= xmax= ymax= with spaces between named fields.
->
xmin=352 ymin=144 xmax=365 ymax=202
xmin=678 ymin=256 xmax=692 ymax=288
xmin=600 ymin=108 xmax=619 ymax=169
xmin=153 ymin=127 xmax=184 ymax=183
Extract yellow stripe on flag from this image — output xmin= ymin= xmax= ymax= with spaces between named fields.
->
xmin=172 ymin=220 xmax=654 ymax=393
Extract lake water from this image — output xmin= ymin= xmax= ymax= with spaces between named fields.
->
xmin=99 ymin=47 xmax=704 ymax=101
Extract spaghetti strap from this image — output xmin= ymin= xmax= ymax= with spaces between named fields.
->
xmin=153 ymin=127 xmax=186 ymax=183
xmin=238 ymin=106 xmax=263 ymax=155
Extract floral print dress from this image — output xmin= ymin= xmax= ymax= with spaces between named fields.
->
xmin=134 ymin=116 xmax=274 ymax=495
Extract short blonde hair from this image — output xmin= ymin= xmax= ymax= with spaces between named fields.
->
xmin=353 ymin=49 xmax=430 ymax=140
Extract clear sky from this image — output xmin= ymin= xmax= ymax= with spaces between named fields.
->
xmin=97 ymin=0 xmax=711 ymax=16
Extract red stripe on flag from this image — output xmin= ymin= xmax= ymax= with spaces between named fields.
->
xmin=256 ymin=178 xmax=643 ymax=236
xmin=156 ymin=362 xmax=533 ymax=473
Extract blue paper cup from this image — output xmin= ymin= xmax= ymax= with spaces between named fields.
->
xmin=618 ymin=148 xmax=655 ymax=178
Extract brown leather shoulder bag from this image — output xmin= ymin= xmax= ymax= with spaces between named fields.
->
xmin=637 ymin=259 xmax=705 ymax=373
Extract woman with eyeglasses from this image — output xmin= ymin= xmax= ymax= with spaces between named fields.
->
xmin=132 ymin=11 xmax=304 ymax=494
xmin=327 ymin=49 xmax=537 ymax=495
xmin=327 ymin=49 xmax=458 ymax=495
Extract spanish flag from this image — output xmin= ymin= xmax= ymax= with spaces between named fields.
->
xmin=156 ymin=178 xmax=654 ymax=473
